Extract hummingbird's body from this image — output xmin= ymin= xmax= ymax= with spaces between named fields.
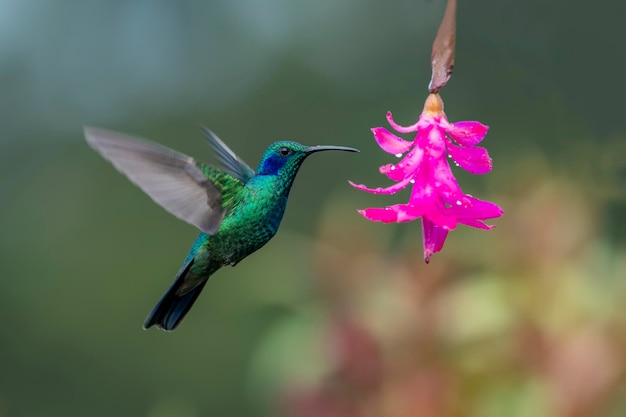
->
xmin=84 ymin=127 xmax=357 ymax=331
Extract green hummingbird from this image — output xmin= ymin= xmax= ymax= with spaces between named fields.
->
xmin=84 ymin=127 xmax=358 ymax=331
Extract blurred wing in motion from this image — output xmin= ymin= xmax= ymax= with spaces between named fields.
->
xmin=201 ymin=127 xmax=255 ymax=183
xmin=84 ymin=127 xmax=225 ymax=235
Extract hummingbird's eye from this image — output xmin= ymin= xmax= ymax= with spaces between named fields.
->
xmin=279 ymin=146 xmax=293 ymax=157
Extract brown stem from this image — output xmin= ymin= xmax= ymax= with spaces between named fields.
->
xmin=429 ymin=0 xmax=457 ymax=93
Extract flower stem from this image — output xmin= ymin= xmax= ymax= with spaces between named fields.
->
xmin=429 ymin=0 xmax=457 ymax=93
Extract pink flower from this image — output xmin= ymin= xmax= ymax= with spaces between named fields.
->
xmin=350 ymin=93 xmax=503 ymax=262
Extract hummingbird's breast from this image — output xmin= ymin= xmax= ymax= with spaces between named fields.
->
xmin=209 ymin=178 xmax=290 ymax=266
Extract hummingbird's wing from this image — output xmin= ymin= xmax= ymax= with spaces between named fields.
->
xmin=85 ymin=127 xmax=226 ymax=235
xmin=201 ymin=127 xmax=255 ymax=183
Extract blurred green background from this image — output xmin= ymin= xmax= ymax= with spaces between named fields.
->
xmin=1 ymin=1 xmax=626 ymax=416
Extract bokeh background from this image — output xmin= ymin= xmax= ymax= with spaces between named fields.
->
xmin=1 ymin=1 xmax=626 ymax=416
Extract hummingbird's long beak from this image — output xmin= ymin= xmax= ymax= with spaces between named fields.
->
xmin=305 ymin=145 xmax=360 ymax=154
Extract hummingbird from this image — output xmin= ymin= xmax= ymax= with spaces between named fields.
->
xmin=84 ymin=127 xmax=358 ymax=331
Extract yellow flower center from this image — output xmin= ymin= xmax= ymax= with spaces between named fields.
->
xmin=422 ymin=93 xmax=444 ymax=117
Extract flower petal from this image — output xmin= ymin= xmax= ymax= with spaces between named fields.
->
xmin=446 ymin=196 xmax=503 ymax=225
xmin=447 ymin=121 xmax=489 ymax=146
xmin=424 ymin=208 xmax=458 ymax=231
xmin=429 ymin=155 xmax=467 ymax=203
xmin=371 ymin=127 xmax=412 ymax=155
xmin=358 ymin=204 xmax=417 ymax=223
xmin=379 ymin=146 xmax=424 ymax=182
xmin=358 ymin=208 xmax=398 ymax=223
xmin=386 ymin=111 xmax=419 ymax=133
xmin=407 ymin=177 xmax=459 ymax=230
xmin=458 ymin=218 xmax=494 ymax=230
xmin=422 ymin=218 xmax=449 ymax=263
xmin=349 ymin=178 xmax=412 ymax=195
xmin=446 ymin=142 xmax=493 ymax=174
xmin=458 ymin=196 xmax=504 ymax=219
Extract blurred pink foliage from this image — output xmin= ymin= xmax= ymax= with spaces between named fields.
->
xmin=276 ymin=177 xmax=626 ymax=417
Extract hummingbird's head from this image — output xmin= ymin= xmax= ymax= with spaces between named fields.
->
xmin=256 ymin=141 xmax=358 ymax=177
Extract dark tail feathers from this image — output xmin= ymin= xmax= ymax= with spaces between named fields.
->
xmin=143 ymin=259 xmax=207 ymax=331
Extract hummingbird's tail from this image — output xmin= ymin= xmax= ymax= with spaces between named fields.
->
xmin=143 ymin=259 xmax=207 ymax=331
